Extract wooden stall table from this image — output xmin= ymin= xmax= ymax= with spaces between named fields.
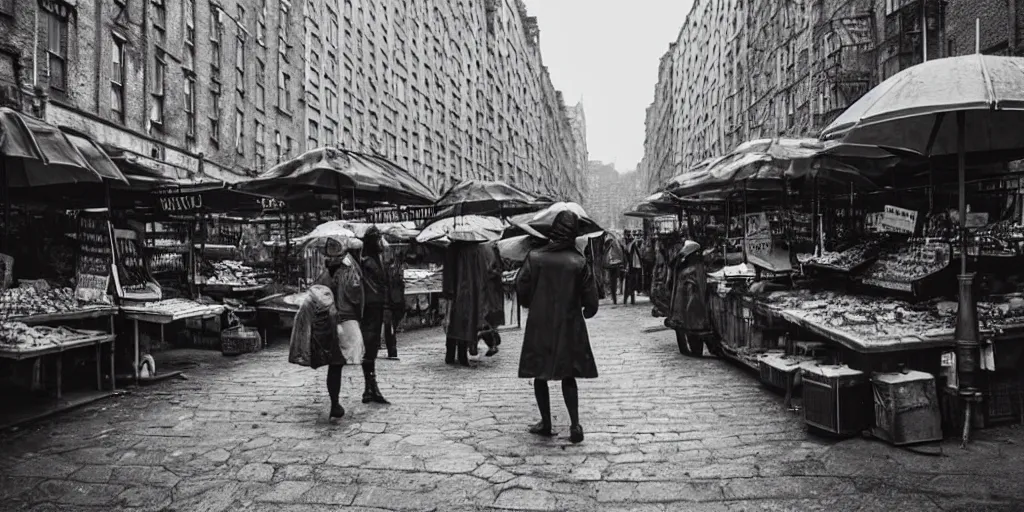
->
xmin=0 ymin=331 xmax=116 ymax=398
xmin=5 ymin=306 xmax=120 ymax=395
xmin=120 ymin=300 xmax=225 ymax=384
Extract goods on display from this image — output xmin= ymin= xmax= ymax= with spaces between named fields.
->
xmin=800 ymin=236 xmax=888 ymax=272
xmin=127 ymin=298 xmax=215 ymax=317
xmin=0 ymin=286 xmax=80 ymax=319
xmin=0 ymin=322 xmax=104 ymax=349
xmin=861 ymin=240 xmax=950 ymax=292
xmin=404 ymin=268 xmax=441 ymax=292
xmin=113 ymin=228 xmax=154 ymax=293
xmin=934 ymin=298 xmax=1024 ymax=330
xmin=201 ymin=260 xmax=271 ymax=287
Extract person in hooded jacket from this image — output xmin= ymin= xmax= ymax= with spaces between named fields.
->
xmin=665 ymin=240 xmax=715 ymax=356
xmin=517 ymin=210 xmax=599 ymax=444
xmin=442 ymin=238 xmax=502 ymax=366
xmin=309 ymin=238 xmax=367 ymax=418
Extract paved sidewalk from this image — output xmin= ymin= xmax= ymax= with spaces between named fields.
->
xmin=1 ymin=298 xmax=1023 ymax=511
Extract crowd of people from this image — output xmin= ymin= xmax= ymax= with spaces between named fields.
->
xmin=286 ymin=213 xmax=711 ymax=445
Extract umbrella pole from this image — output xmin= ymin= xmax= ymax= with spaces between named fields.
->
xmin=1 ymin=157 xmax=7 ymax=252
xmin=954 ymin=111 xmax=980 ymax=448
xmin=284 ymin=209 xmax=292 ymax=286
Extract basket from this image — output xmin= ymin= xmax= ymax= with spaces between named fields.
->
xmin=221 ymin=325 xmax=262 ymax=356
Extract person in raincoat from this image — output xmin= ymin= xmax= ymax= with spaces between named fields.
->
xmin=357 ymin=227 xmax=394 ymax=404
xmin=517 ymin=210 xmax=599 ymax=444
xmin=442 ymin=238 xmax=503 ymax=366
xmin=289 ymin=238 xmax=366 ymax=419
xmin=471 ymin=241 xmax=505 ymax=357
xmin=665 ymin=240 xmax=714 ymax=356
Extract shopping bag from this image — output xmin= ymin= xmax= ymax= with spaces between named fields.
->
xmin=288 ymin=308 xmax=313 ymax=367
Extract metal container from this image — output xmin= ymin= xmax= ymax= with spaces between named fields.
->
xmin=871 ymin=370 xmax=943 ymax=446
xmin=802 ymin=365 xmax=873 ymax=437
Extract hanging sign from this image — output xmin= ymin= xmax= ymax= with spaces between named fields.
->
xmin=156 ymin=191 xmax=204 ymax=213
xmin=880 ymin=205 xmax=917 ymax=234
xmin=364 ymin=205 xmax=440 ymax=223
xmin=259 ymin=197 xmax=286 ymax=212
xmin=74 ymin=213 xmax=114 ymax=304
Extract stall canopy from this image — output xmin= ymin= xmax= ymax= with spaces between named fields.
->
xmin=505 ymin=201 xmax=603 ymax=239
xmin=435 ymin=179 xmax=536 ymax=208
xmin=624 ymin=191 xmax=684 ymax=218
xmin=237 ymin=147 xmax=438 ymax=207
xmin=416 ymin=215 xmax=508 ymax=245
xmin=0 ymin=107 xmax=117 ymax=187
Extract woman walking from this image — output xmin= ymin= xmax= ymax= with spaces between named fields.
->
xmin=665 ymin=240 xmax=715 ymax=356
xmin=517 ymin=210 xmax=599 ymax=444
xmin=289 ymin=238 xmax=366 ymax=419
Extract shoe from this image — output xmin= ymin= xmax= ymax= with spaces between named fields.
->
xmin=330 ymin=404 xmax=345 ymax=419
xmin=458 ymin=341 xmax=471 ymax=367
xmin=361 ymin=362 xmax=390 ymax=405
xmin=569 ymin=424 xmax=584 ymax=444
xmin=528 ymin=421 xmax=557 ymax=437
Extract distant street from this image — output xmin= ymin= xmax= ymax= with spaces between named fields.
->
xmin=1 ymin=298 xmax=1022 ymax=511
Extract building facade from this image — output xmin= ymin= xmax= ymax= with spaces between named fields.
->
xmin=1 ymin=0 xmax=585 ymax=202
xmin=639 ymin=0 xmax=967 ymax=193
xmin=583 ymin=161 xmax=643 ymax=232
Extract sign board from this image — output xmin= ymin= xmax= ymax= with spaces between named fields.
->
xmin=112 ymin=227 xmax=162 ymax=300
xmin=259 ymin=197 xmax=286 ymax=212
xmin=880 ymin=205 xmax=917 ymax=234
xmin=156 ymin=192 xmax=203 ymax=213
xmin=363 ymin=205 xmax=439 ymax=223
xmin=865 ymin=212 xmax=885 ymax=233
xmin=74 ymin=214 xmax=114 ymax=304
xmin=964 ymin=212 xmax=989 ymax=229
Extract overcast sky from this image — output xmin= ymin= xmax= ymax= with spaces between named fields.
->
xmin=520 ymin=0 xmax=695 ymax=173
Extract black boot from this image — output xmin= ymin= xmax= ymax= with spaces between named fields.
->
xmin=361 ymin=362 xmax=390 ymax=404
xmin=445 ymin=338 xmax=457 ymax=365
xmin=458 ymin=341 xmax=471 ymax=367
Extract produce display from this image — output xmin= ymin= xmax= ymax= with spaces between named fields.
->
xmin=934 ymin=297 xmax=1024 ymax=330
xmin=124 ymin=298 xmax=218 ymax=317
xmin=0 ymin=287 xmax=80 ymax=319
xmin=404 ymin=268 xmax=442 ymax=293
xmin=201 ymin=260 xmax=271 ymax=287
xmin=801 ymin=236 xmax=887 ymax=271
xmin=861 ymin=241 xmax=950 ymax=290
xmin=0 ymin=322 xmax=105 ymax=349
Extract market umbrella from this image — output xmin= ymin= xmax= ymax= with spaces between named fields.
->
xmin=497 ymin=231 xmax=604 ymax=262
xmin=506 ymin=202 xmax=603 ymax=239
xmin=435 ymin=180 xmax=536 ymax=210
xmin=296 ymin=220 xmax=419 ymax=241
xmin=416 ymin=215 xmax=507 ymax=246
xmin=237 ymin=147 xmax=438 ymax=211
xmin=0 ymin=108 xmax=109 ymax=187
xmin=624 ymin=191 xmax=683 ymax=219
xmin=820 ymin=53 xmax=1024 ymax=444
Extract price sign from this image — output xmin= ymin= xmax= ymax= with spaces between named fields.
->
xmin=744 ymin=237 xmax=772 ymax=257
xmin=112 ymin=227 xmax=161 ymax=300
xmin=75 ymin=213 xmax=114 ymax=304
xmin=865 ymin=212 xmax=885 ymax=233
xmin=881 ymin=205 xmax=917 ymax=234
xmin=260 ymin=197 xmax=286 ymax=211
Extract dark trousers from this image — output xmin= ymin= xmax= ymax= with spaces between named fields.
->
xmin=361 ymin=305 xmax=385 ymax=362
xmin=624 ymin=268 xmax=640 ymax=304
xmin=642 ymin=262 xmax=654 ymax=293
xmin=605 ymin=267 xmax=621 ymax=303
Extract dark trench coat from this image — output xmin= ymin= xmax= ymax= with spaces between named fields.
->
xmin=665 ymin=254 xmax=713 ymax=335
xmin=516 ymin=243 xmax=600 ymax=380
xmin=443 ymin=241 xmax=503 ymax=342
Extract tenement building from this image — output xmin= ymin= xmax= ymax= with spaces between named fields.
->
xmin=638 ymin=0 xmax=1005 ymax=193
xmin=0 ymin=0 xmax=586 ymax=202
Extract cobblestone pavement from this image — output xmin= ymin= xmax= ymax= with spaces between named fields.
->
xmin=2 ymin=298 xmax=1024 ymax=512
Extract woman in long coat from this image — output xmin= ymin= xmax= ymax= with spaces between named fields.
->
xmin=442 ymin=239 xmax=502 ymax=366
xmin=665 ymin=240 xmax=714 ymax=356
xmin=517 ymin=210 xmax=599 ymax=444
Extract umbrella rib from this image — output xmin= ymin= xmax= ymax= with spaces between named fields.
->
xmin=978 ymin=54 xmax=997 ymax=109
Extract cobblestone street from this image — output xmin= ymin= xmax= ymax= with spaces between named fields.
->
xmin=1 ymin=299 xmax=1023 ymax=511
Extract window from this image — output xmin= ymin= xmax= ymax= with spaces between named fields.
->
xmin=210 ymin=90 xmax=221 ymax=144
xmin=236 ymin=27 xmax=245 ymax=90
xmin=308 ymin=120 xmax=319 ymax=150
xmin=275 ymin=130 xmax=282 ymax=161
xmin=279 ymin=3 xmax=290 ymax=60
xmin=185 ymin=78 xmax=196 ymax=137
xmin=255 ymin=59 xmax=266 ymax=111
xmin=235 ymin=108 xmax=245 ymax=154
xmin=111 ymin=38 xmax=125 ymax=120
xmin=255 ymin=121 xmax=265 ymax=169
xmin=184 ymin=0 xmax=196 ymax=69
xmin=150 ymin=53 xmax=166 ymax=125
xmin=46 ymin=13 xmax=67 ymax=91
xmin=278 ymin=69 xmax=291 ymax=110
xmin=211 ymin=8 xmax=223 ymax=76
xmin=257 ymin=0 xmax=266 ymax=47
xmin=152 ymin=0 xmax=166 ymax=27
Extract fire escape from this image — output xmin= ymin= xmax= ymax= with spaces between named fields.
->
xmin=812 ymin=2 xmax=875 ymax=131
xmin=879 ymin=0 xmax=942 ymax=80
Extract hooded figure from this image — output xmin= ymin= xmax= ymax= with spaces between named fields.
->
xmin=665 ymin=240 xmax=714 ymax=356
xmin=516 ymin=210 xmax=599 ymax=444
xmin=307 ymin=237 xmax=367 ymax=419
xmin=442 ymin=237 xmax=503 ymax=366
xmin=356 ymin=226 xmax=393 ymax=404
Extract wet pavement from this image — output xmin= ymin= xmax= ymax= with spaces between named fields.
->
xmin=1 ymin=298 xmax=1023 ymax=511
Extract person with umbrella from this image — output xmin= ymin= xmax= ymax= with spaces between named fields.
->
xmin=357 ymin=227 xmax=394 ymax=404
xmin=665 ymin=240 xmax=714 ymax=356
xmin=442 ymin=231 xmax=504 ymax=366
xmin=517 ymin=210 xmax=599 ymax=444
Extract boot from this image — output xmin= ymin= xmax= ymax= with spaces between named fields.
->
xmin=445 ymin=338 xmax=457 ymax=365
xmin=330 ymin=403 xmax=345 ymax=419
xmin=457 ymin=341 xmax=470 ymax=367
xmin=361 ymin=362 xmax=390 ymax=404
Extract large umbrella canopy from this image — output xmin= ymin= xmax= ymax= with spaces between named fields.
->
xmin=497 ymin=232 xmax=603 ymax=262
xmin=821 ymin=54 xmax=1024 ymax=160
xmin=237 ymin=147 xmax=438 ymax=206
xmin=506 ymin=201 xmax=603 ymax=238
xmin=416 ymin=215 xmax=507 ymax=245
xmin=435 ymin=180 xmax=536 ymax=208
xmin=624 ymin=191 xmax=682 ymax=218
xmin=294 ymin=220 xmax=418 ymax=241
xmin=0 ymin=107 xmax=109 ymax=187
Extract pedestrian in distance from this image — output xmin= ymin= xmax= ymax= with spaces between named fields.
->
xmin=356 ymin=227 xmax=393 ymax=404
xmin=517 ymin=210 xmax=599 ymax=444
xmin=288 ymin=237 xmax=366 ymax=420
xmin=624 ymin=232 xmax=642 ymax=305
xmin=442 ymin=238 xmax=504 ymax=366
xmin=602 ymin=232 xmax=625 ymax=304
